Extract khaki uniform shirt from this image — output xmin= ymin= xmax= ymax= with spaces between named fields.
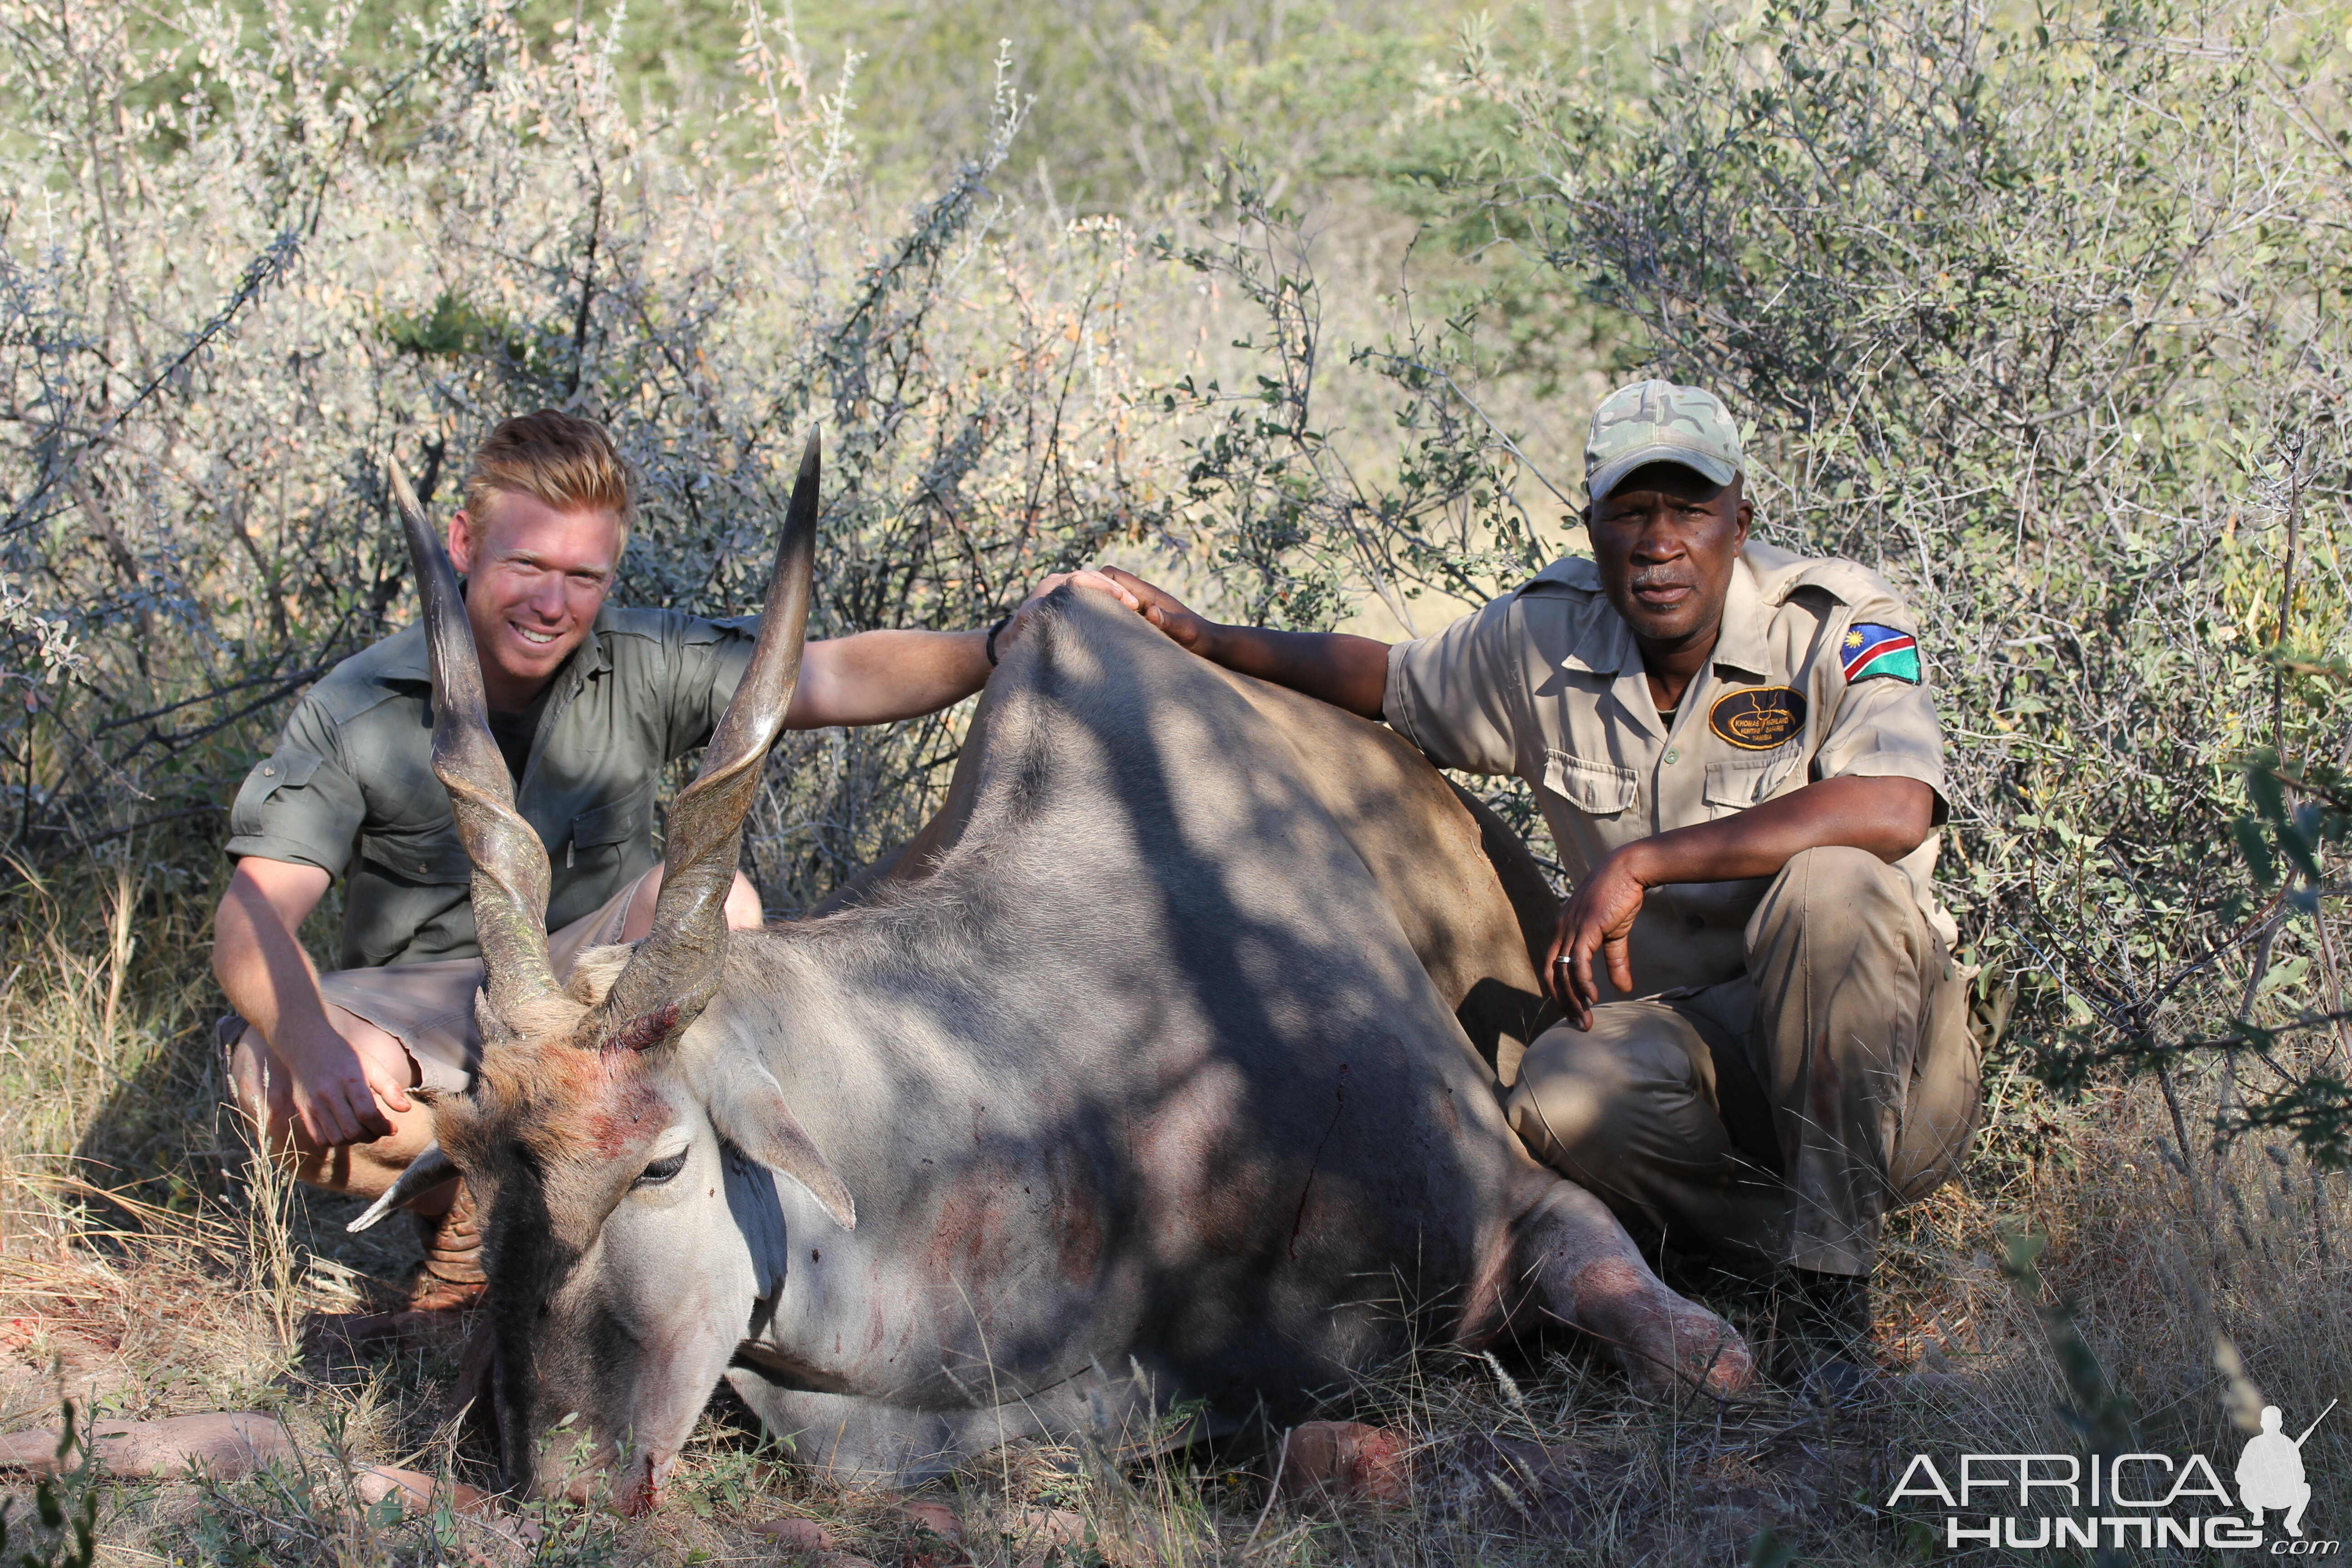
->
xmin=225 ymin=605 xmax=758 ymax=970
xmin=1385 ymin=540 xmax=1954 ymax=999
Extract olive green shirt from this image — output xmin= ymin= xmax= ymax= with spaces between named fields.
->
xmin=1384 ymin=540 xmax=1955 ymax=999
xmin=225 ymin=605 xmax=758 ymax=970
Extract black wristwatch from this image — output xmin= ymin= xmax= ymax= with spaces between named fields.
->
xmin=984 ymin=613 xmax=1014 ymax=666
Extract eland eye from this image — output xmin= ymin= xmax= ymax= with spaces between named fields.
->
xmin=633 ymin=1150 xmax=688 ymax=1188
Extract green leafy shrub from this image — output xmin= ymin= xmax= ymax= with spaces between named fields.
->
xmin=1357 ymin=0 xmax=2352 ymax=1159
xmin=0 ymin=0 xmax=1165 ymax=922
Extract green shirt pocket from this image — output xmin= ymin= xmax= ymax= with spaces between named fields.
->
xmin=569 ymin=778 xmax=653 ymax=860
xmin=359 ymin=821 xmax=471 ymax=884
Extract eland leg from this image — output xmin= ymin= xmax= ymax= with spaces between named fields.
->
xmin=1510 ymin=1177 xmax=1755 ymax=1395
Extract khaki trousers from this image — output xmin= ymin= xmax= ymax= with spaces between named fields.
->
xmin=1505 ymin=846 xmax=1981 ymax=1276
xmin=221 ymin=869 xmax=647 ymax=1095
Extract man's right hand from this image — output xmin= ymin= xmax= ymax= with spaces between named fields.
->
xmin=1544 ymin=846 xmax=1651 ymax=1029
xmin=273 ymin=1014 xmax=413 ymax=1147
xmin=1091 ymin=566 xmax=1393 ymax=719
xmin=215 ymin=857 xmax=419 ymax=1150
xmin=1095 ymin=568 xmax=1216 ymax=655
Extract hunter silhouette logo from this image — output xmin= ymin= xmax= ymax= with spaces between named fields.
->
xmin=1887 ymin=1398 xmax=2339 ymax=1551
xmin=2240 ymin=1401 xmax=2333 ymax=1538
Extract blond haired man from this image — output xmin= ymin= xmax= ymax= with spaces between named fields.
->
xmin=215 ymin=410 xmax=1127 ymax=1307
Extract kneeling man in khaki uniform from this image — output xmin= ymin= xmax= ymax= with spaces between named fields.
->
xmin=1107 ymin=380 xmax=1980 ymax=1380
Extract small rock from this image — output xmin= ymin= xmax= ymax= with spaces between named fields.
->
xmin=1271 ymin=1421 xmax=1411 ymax=1508
xmin=900 ymin=1497 xmax=970 ymax=1567
xmin=0 ymin=1411 xmax=294 ymax=1480
xmin=753 ymin=1516 xmax=836 ymax=1552
xmin=900 ymin=1499 xmax=964 ymax=1541
xmin=1008 ymin=1507 xmax=1091 ymax=1568
xmin=1011 ymin=1509 xmax=1085 ymax=1545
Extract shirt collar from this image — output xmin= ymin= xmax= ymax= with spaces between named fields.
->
xmin=1709 ymin=553 xmax=1772 ymax=679
xmin=1561 ymin=602 xmax=1637 ymax=676
xmin=378 ymin=626 xmax=430 ymax=685
xmin=1558 ymin=554 xmax=1770 ymax=680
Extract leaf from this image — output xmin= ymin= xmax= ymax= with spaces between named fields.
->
xmin=2255 ymin=956 xmax=2309 ymax=1000
xmin=2234 ymin=817 xmax=2279 ymax=889
xmin=2250 ymin=764 xmax=2289 ymax=828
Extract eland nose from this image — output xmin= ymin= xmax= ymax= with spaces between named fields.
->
xmin=610 ymin=1448 xmax=679 ymax=1516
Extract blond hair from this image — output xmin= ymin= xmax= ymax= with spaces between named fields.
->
xmin=461 ymin=409 xmax=637 ymax=547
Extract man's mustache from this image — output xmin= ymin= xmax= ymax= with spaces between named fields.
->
xmin=1627 ymin=570 xmax=1696 ymax=592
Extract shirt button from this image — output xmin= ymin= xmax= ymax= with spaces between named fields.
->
xmin=1663 ymin=749 xmax=1681 ymax=764
xmin=261 ymin=764 xmax=276 ymax=777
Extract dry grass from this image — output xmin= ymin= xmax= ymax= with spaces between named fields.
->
xmin=0 ymin=892 xmax=2340 ymax=1566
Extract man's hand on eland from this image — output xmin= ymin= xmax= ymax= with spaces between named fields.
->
xmin=1092 ymin=567 xmax=1212 ymax=652
xmin=991 ymin=568 xmax=1141 ymax=658
xmin=1086 ymin=565 xmax=1394 ymax=719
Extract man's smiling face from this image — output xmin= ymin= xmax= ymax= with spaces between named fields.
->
xmin=448 ymin=490 xmax=622 ymax=708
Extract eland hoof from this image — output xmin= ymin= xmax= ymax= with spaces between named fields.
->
xmin=1566 ymin=1257 xmax=1756 ymax=1396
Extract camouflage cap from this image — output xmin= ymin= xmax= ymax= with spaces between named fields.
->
xmin=1583 ymin=379 xmax=1742 ymax=501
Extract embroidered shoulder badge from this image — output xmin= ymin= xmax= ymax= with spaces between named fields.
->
xmin=1841 ymin=622 xmax=1921 ymax=684
xmin=1709 ymin=686 xmax=1808 ymax=751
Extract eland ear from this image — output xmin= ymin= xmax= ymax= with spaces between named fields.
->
xmin=707 ymin=1063 xmax=855 ymax=1230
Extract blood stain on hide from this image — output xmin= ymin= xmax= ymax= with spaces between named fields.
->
xmin=1043 ymin=1142 xmax=1105 ymax=1289
xmin=602 ymin=1002 xmax=681 ymax=1055
xmin=581 ymin=1073 xmax=667 ymax=1161
xmin=1132 ymin=1105 xmax=1259 ymax=1259
xmin=926 ymin=1173 xmax=1019 ymax=1323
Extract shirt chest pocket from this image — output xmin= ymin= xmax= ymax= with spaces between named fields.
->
xmin=360 ymin=820 xmax=470 ymax=884
xmin=568 ymin=779 xmax=654 ymax=860
xmin=1703 ymin=751 xmax=1802 ymax=818
xmin=1542 ymin=750 xmax=1638 ymax=818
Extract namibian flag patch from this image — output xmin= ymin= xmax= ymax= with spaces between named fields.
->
xmin=1841 ymin=623 xmax=1920 ymax=684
